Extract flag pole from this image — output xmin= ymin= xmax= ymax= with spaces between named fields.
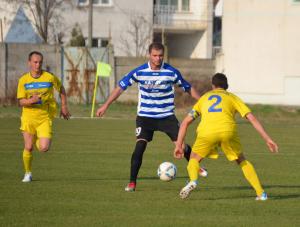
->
xmin=91 ymin=73 xmax=99 ymax=118
xmin=91 ymin=62 xmax=112 ymax=118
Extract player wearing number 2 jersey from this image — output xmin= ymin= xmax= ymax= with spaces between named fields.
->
xmin=174 ymin=73 xmax=278 ymax=200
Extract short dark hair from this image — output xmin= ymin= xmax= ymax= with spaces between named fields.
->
xmin=28 ymin=51 xmax=43 ymax=61
xmin=148 ymin=42 xmax=164 ymax=53
xmin=212 ymin=73 xmax=229 ymax=90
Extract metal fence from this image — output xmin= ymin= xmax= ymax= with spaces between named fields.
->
xmin=0 ymin=44 xmax=111 ymax=104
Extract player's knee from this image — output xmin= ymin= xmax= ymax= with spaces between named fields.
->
xmin=133 ymin=140 xmax=148 ymax=156
xmin=24 ymin=146 xmax=33 ymax=152
xmin=39 ymin=145 xmax=50 ymax=152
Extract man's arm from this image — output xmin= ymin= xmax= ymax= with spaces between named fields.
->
xmin=96 ymin=86 xmax=124 ymax=117
xmin=188 ymin=87 xmax=201 ymax=100
xmin=59 ymin=86 xmax=71 ymax=120
xmin=19 ymin=94 xmax=41 ymax=107
xmin=174 ymin=115 xmax=194 ymax=159
xmin=246 ymin=113 xmax=278 ymax=153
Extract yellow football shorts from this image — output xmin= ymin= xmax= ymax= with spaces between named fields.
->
xmin=20 ymin=116 xmax=52 ymax=138
xmin=192 ymin=131 xmax=242 ymax=161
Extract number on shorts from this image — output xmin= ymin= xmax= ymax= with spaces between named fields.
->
xmin=208 ymin=95 xmax=222 ymax=112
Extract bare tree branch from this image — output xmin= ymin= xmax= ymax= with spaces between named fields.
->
xmin=119 ymin=12 xmax=153 ymax=57
xmin=2 ymin=0 xmax=73 ymax=43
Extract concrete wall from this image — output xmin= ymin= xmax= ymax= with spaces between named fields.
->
xmin=0 ymin=43 xmax=61 ymax=102
xmin=0 ymin=43 xmax=214 ymax=106
xmin=0 ymin=44 xmax=111 ymax=104
xmin=217 ymin=0 xmax=300 ymax=105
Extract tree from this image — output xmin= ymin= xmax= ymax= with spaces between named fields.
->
xmin=3 ymin=0 xmax=72 ymax=43
xmin=119 ymin=13 xmax=153 ymax=57
xmin=69 ymin=23 xmax=85 ymax=47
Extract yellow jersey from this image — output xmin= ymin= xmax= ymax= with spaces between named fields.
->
xmin=190 ymin=88 xmax=251 ymax=135
xmin=17 ymin=71 xmax=62 ymax=119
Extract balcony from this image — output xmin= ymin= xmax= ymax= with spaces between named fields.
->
xmin=153 ymin=5 xmax=208 ymax=33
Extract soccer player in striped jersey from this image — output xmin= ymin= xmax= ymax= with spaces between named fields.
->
xmin=174 ymin=73 xmax=278 ymax=200
xmin=96 ymin=42 xmax=207 ymax=192
xmin=17 ymin=51 xmax=71 ymax=182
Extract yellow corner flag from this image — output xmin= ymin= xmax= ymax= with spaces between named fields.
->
xmin=91 ymin=62 xmax=112 ymax=118
xmin=97 ymin=62 xmax=112 ymax=77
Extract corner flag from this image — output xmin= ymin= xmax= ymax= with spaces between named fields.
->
xmin=97 ymin=62 xmax=112 ymax=77
xmin=91 ymin=62 xmax=112 ymax=118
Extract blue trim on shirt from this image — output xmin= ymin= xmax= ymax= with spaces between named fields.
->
xmin=137 ymin=71 xmax=174 ymax=76
xmin=24 ymin=82 xmax=52 ymax=90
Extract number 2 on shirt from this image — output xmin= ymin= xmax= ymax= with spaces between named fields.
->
xmin=208 ymin=95 xmax=222 ymax=112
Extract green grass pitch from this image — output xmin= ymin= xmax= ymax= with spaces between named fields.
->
xmin=0 ymin=104 xmax=299 ymax=226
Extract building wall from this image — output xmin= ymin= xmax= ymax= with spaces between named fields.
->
xmin=218 ymin=0 xmax=300 ymax=105
xmin=63 ymin=0 xmax=153 ymax=57
xmin=154 ymin=0 xmax=213 ymax=59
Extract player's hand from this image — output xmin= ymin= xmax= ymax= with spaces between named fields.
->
xmin=174 ymin=146 xmax=184 ymax=159
xmin=96 ymin=105 xmax=107 ymax=117
xmin=30 ymin=93 xmax=41 ymax=104
xmin=60 ymin=105 xmax=71 ymax=120
xmin=266 ymin=139 xmax=278 ymax=153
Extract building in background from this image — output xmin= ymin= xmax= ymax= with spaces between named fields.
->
xmin=153 ymin=0 xmax=214 ymax=58
xmin=0 ymin=0 xmax=214 ymax=59
xmin=4 ymin=6 xmax=42 ymax=44
xmin=216 ymin=0 xmax=300 ymax=105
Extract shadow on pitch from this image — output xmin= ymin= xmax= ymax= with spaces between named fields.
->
xmin=209 ymin=184 xmax=300 ymax=191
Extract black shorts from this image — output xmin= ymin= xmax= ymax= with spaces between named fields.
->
xmin=135 ymin=115 xmax=180 ymax=142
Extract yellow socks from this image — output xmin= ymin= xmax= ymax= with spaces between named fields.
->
xmin=187 ymin=158 xmax=200 ymax=182
xmin=240 ymin=160 xmax=264 ymax=196
xmin=23 ymin=149 xmax=32 ymax=173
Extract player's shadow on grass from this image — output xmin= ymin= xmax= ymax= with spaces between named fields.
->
xmin=139 ymin=176 xmax=188 ymax=180
xmin=214 ymin=184 xmax=300 ymax=191
xmin=204 ymin=184 xmax=300 ymax=200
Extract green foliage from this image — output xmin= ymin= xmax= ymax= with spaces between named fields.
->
xmin=0 ymin=111 xmax=299 ymax=226
xmin=69 ymin=23 xmax=85 ymax=47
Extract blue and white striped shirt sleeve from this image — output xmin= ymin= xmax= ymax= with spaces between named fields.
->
xmin=174 ymin=69 xmax=191 ymax=92
xmin=118 ymin=69 xmax=138 ymax=90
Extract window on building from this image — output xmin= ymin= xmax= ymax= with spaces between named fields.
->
xmin=100 ymin=39 xmax=109 ymax=47
xmin=78 ymin=0 xmax=112 ymax=6
xmin=160 ymin=0 xmax=168 ymax=6
xmin=92 ymin=38 xmax=99 ymax=47
xmin=85 ymin=38 xmax=109 ymax=47
xmin=93 ymin=0 xmax=111 ymax=5
xmin=78 ymin=0 xmax=86 ymax=4
xmin=170 ymin=0 xmax=178 ymax=10
xmin=157 ymin=0 xmax=189 ymax=12
xmin=182 ymin=0 xmax=189 ymax=11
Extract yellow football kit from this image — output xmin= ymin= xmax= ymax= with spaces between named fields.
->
xmin=190 ymin=88 xmax=251 ymax=161
xmin=17 ymin=71 xmax=62 ymax=138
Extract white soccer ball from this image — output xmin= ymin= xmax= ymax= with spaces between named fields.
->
xmin=157 ymin=162 xmax=177 ymax=181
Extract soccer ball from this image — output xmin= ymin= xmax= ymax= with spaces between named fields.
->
xmin=157 ymin=162 xmax=177 ymax=181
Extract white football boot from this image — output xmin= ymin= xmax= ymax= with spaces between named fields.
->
xmin=179 ymin=181 xmax=197 ymax=199
xmin=22 ymin=172 xmax=32 ymax=183
xmin=199 ymin=167 xmax=208 ymax=177
xmin=256 ymin=192 xmax=268 ymax=201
